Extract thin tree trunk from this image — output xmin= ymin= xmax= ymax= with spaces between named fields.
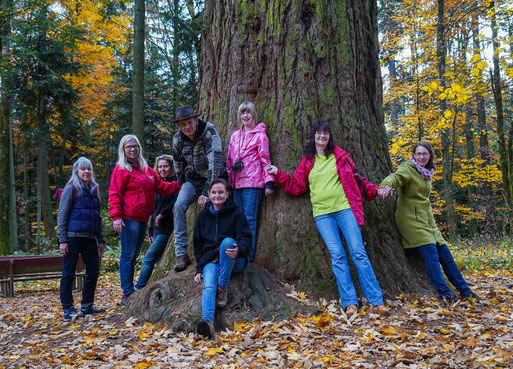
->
xmin=437 ymin=0 xmax=457 ymax=241
xmin=132 ymin=0 xmax=145 ymax=142
xmin=23 ymin=134 xmax=32 ymax=252
xmin=490 ymin=1 xmax=513 ymax=232
xmin=0 ymin=0 xmax=13 ymax=255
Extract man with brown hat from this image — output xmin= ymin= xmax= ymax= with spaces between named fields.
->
xmin=171 ymin=105 xmax=224 ymax=272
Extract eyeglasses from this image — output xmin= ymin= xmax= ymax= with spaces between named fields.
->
xmin=414 ymin=152 xmax=429 ymax=157
xmin=125 ymin=145 xmax=140 ymax=151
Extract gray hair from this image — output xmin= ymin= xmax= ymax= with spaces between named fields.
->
xmin=67 ymin=157 xmax=98 ymax=195
xmin=116 ymin=134 xmax=148 ymax=172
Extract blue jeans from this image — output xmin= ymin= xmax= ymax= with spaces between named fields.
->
xmin=134 ymin=233 xmax=170 ymax=289
xmin=233 ymin=188 xmax=263 ymax=262
xmin=315 ymin=208 xmax=384 ymax=309
xmin=201 ymin=238 xmax=246 ymax=322
xmin=173 ymin=180 xmax=202 ymax=256
xmin=417 ymin=243 xmax=472 ymax=298
xmin=60 ymin=237 xmax=100 ymax=310
xmin=119 ymin=219 xmax=147 ymax=296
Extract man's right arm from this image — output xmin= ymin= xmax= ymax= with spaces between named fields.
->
xmin=172 ymin=135 xmax=186 ymax=185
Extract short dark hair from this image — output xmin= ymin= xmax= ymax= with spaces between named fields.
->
xmin=208 ymin=178 xmax=229 ymax=192
xmin=305 ymin=120 xmax=335 ymax=160
xmin=412 ymin=141 xmax=437 ymax=170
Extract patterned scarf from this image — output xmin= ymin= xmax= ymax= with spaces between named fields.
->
xmin=409 ymin=157 xmax=434 ymax=181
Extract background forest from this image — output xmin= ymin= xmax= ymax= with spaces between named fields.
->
xmin=0 ymin=0 xmax=512 ymax=255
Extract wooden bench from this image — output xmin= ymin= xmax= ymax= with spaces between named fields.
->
xmin=0 ymin=255 xmax=86 ymax=298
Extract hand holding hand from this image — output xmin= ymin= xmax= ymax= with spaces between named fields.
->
xmin=59 ymin=243 xmax=69 ymax=256
xmin=265 ymin=164 xmax=278 ymax=175
xmin=194 ymin=273 xmax=203 ymax=283
xmin=377 ymin=186 xmax=393 ymax=199
xmin=198 ymin=195 xmax=209 ymax=208
xmin=113 ymin=219 xmax=125 ymax=234
xmin=225 ymin=243 xmax=239 ymax=259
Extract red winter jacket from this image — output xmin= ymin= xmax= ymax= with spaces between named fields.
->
xmin=108 ymin=165 xmax=181 ymax=222
xmin=275 ymin=146 xmax=377 ymax=226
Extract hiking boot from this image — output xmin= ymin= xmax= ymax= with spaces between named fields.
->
xmin=441 ymin=293 xmax=458 ymax=304
xmin=216 ymin=286 xmax=228 ymax=308
xmin=63 ymin=307 xmax=79 ymax=322
xmin=79 ymin=305 xmax=106 ymax=316
xmin=197 ymin=319 xmax=215 ymax=339
xmin=462 ymin=291 xmax=481 ymax=303
xmin=345 ymin=304 xmax=358 ymax=318
xmin=118 ymin=294 xmax=131 ymax=306
xmin=174 ymin=254 xmax=191 ymax=273
xmin=374 ymin=305 xmax=391 ymax=316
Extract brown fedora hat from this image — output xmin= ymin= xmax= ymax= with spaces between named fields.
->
xmin=171 ymin=105 xmax=201 ymax=123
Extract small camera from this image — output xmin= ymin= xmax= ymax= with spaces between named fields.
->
xmin=231 ymin=159 xmax=244 ymax=171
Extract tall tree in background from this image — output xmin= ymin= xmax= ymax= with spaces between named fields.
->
xmin=0 ymin=0 xmax=14 ymax=254
xmin=132 ymin=0 xmax=145 ymax=141
xmin=190 ymin=0 xmax=431 ymax=297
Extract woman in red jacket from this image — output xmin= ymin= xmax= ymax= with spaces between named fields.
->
xmin=266 ymin=121 xmax=388 ymax=317
xmin=109 ymin=134 xmax=180 ymax=305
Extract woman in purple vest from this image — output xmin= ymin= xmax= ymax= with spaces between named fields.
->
xmin=57 ymin=157 xmax=105 ymax=322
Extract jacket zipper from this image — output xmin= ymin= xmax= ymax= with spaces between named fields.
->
xmin=215 ymin=213 xmax=219 ymax=245
xmin=415 ymin=206 xmax=418 ymax=219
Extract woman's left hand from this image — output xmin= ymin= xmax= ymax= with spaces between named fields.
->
xmin=98 ymin=243 xmax=105 ymax=257
xmin=265 ymin=188 xmax=273 ymax=196
xmin=225 ymin=243 xmax=239 ymax=259
xmin=194 ymin=273 xmax=203 ymax=283
xmin=265 ymin=164 xmax=278 ymax=175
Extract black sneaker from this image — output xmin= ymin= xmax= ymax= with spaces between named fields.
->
xmin=197 ymin=319 xmax=215 ymax=339
xmin=462 ymin=291 xmax=481 ymax=303
xmin=79 ymin=306 xmax=106 ymax=316
xmin=63 ymin=307 xmax=79 ymax=322
xmin=118 ymin=294 xmax=130 ymax=306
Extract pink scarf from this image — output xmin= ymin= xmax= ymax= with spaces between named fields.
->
xmin=409 ymin=158 xmax=434 ymax=180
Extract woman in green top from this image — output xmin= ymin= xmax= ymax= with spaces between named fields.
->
xmin=379 ymin=141 xmax=478 ymax=303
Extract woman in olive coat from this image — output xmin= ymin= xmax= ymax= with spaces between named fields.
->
xmin=378 ymin=141 xmax=478 ymax=303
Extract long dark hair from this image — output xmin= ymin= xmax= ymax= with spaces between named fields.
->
xmin=412 ymin=141 xmax=437 ymax=170
xmin=305 ymin=120 xmax=335 ymax=160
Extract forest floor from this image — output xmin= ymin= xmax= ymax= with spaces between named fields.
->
xmin=1 ymin=264 xmax=512 ymax=368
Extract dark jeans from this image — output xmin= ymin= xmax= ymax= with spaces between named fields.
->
xmin=233 ymin=188 xmax=263 ymax=262
xmin=134 ymin=233 xmax=170 ymax=289
xmin=60 ymin=237 xmax=100 ymax=310
xmin=417 ymin=243 xmax=472 ymax=298
xmin=119 ymin=219 xmax=147 ymax=296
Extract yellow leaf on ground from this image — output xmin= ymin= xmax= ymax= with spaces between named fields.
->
xmin=204 ymin=348 xmax=224 ymax=356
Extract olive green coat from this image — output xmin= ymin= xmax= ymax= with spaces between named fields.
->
xmin=380 ymin=161 xmax=446 ymax=249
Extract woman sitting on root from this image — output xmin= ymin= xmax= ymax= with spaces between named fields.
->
xmin=193 ymin=178 xmax=251 ymax=339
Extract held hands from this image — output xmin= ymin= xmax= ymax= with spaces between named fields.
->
xmin=59 ymin=243 xmax=69 ymax=256
xmin=225 ymin=243 xmax=239 ymax=259
xmin=377 ymin=186 xmax=394 ymax=199
xmin=194 ymin=273 xmax=203 ymax=283
xmin=113 ymin=219 xmax=125 ymax=234
xmin=265 ymin=164 xmax=278 ymax=175
xmin=198 ymin=195 xmax=209 ymax=208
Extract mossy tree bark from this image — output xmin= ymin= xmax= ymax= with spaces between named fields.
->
xmin=138 ymin=0 xmax=434 ymax=328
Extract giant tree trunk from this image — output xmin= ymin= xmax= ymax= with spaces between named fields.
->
xmin=133 ymin=0 xmax=433 ymax=330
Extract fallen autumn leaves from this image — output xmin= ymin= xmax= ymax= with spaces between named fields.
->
xmin=1 ymin=270 xmax=512 ymax=368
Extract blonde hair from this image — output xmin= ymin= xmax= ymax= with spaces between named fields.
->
xmin=237 ymin=101 xmax=258 ymax=125
xmin=116 ymin=134 xmax=148 ymax=172
xmin=153 ymin=155 xmax=175 ymax=179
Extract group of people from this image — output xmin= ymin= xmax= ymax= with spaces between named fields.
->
xmin=57 ymin=102 xmax=478 ymax=338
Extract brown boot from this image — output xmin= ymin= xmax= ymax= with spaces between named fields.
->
xmin=174 ymin=254 xmax=191 ymax=272
xmin=345 ymin=304 xmax=358 ymax=318
xmin=197 ymin=319 xmax=215 ymax=339
xmin=216 ymin=286 xmax=228 ymax=308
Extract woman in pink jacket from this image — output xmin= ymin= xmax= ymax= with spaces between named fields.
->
xmin=109 ymin=134 xmax=180 ymax=305
xmin=266 ymin=121 xmax=388 ymax=317
xmin=226 ymin=101 xmax=274 ymax=262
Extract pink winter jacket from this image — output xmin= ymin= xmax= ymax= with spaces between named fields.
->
xmin=226 ymin=122 xmax=275 ymax=189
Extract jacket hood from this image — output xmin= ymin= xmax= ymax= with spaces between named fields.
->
xmin=240 ymin=122 xmax=267 ymax=134
xmin=205 ymin=197 xmax=238 ymax=215
xmin=333 ymin=146 xmax=350 ymax=162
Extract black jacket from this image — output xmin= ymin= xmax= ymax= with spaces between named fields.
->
xmin=193 ymin=197 xmax=251 ymax=273
xmin=148 ymin=176 xmax=177 ymax=237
